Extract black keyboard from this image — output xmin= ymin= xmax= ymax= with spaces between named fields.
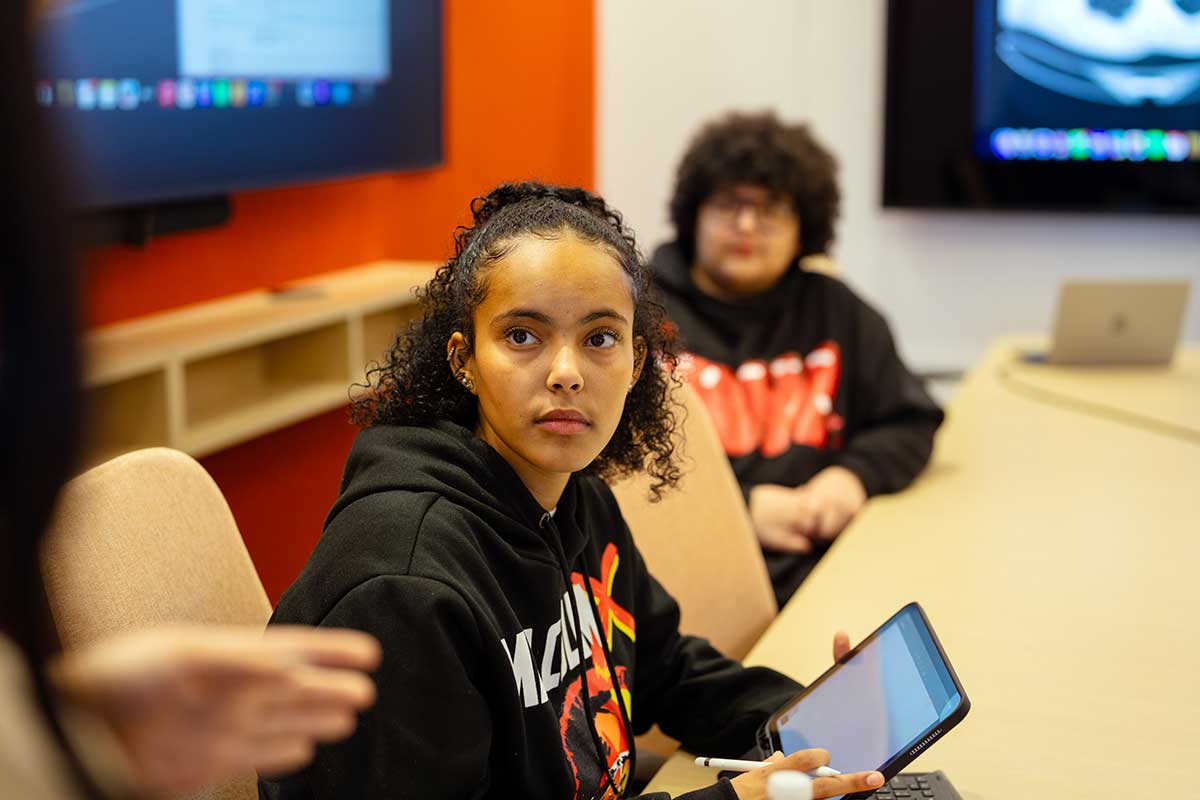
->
xmin=865 ymin=770 xmax=961 ymax=800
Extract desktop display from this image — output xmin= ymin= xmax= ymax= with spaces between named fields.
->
xmin=884 ymin=0 xmax=1200 ymax=211
xmin=35 ymin=0 xmax=442 ymax=208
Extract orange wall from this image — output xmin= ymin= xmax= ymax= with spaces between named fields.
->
xmin=83 ymin=0 xmax=595 ymax=602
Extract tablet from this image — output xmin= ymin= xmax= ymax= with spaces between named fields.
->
xmin=757 ymin=603 xmax=970 ymax=799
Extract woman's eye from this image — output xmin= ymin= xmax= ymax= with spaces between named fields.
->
xmin=586 ymin=331 xmax=617 ymax=348
xmin=505 ymin=328 xmax=538 ymax=346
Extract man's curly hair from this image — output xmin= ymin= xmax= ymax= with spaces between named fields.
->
xmin=669 ymin=111 xmax=840 ymax=264
xmin=352 ymin=181 xmax=683 ymax=500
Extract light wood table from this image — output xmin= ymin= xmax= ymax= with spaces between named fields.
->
xmin=647 ymin=339 xmax=1200 ymax=799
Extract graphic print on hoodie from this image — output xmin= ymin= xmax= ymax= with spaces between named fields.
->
xmin=676 ymin=343 xmax=845 ymax=458
xmin=502 ymin=541 xmax=634 ymax=799
xmin=259 ymin=420 xmax=804 ymax=800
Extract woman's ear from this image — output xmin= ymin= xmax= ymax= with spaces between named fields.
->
xmin=447 ymin=332 xmax=476 ymax=394
xmin=630 ymin=337 xmax=648 ymax=392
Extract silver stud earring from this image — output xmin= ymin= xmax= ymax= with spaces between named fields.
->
xmin=457 ymin=372 xmax=476 ymax=393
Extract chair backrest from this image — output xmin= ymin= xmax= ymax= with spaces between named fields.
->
xmin=612 ymin=382 xmax=777 ymax=663
xmin=41 ymin=447 xmax=269 ymax=800
xmin=613 ymin=382 xmax=777 ymax=764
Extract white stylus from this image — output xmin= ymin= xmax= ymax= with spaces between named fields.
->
xmin=694 ymin=757 xmax=841 ymax=778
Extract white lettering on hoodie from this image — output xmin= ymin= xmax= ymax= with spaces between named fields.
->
xmin=500 ymin=582 xmax=601 ymax=709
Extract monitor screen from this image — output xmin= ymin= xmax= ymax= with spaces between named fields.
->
xmin=884 ymin=0 xmax=1200 ymax=212
xmin=35 ymin=0 xmax=442 ymax=209
xmin=976 ymin=0 xmax=1199 ymax=164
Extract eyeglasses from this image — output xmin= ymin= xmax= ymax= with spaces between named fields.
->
xmin=703 ymin=193 xmax=796 ymax=233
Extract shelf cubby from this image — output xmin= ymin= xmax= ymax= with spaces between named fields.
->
xmin=81 ymin=260 xmax=437 ymax=470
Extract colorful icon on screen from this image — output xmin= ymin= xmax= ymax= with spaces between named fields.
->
xmin=1124 ymin=129 xmax=1148 ymax=161
xmin=1145 ymin=130 xmax=1166 ymax=162
xmin=332 ymin=82 xmax=352 ymax=106
xmin=56 ymin=79 xmax=75 ymax=108
xmin=157 ymin=80 xmax=176 ymax=108
xmin=35 ymin=82 xmax=53 ymax=106
xmin=296 ymin=81 xmax=315 ymax=107
xmin=98 ymin=79 xmax=118 ymax=110
xmin=176 ymin=79 xmax=196 ymax=110
xmin=1067 ymin=129 xmax=1090 ymax=160
xmin=212 ymin=80 xmax=230 ymax=108
xmin=247 ymin=80 xmax=266 ymax=107
xmin=266 ymin=80 xmax=284 ymax=107
xmin=76 ymin=79 xmax=97 ymax=110
xmin=989 ymin=126 xmax=1199 ymax=162
xmin=118 ymin=79 xmax=140 ymax=110
xmin=230 ymin=79 xmax=247 ymax=108
xmin=312 ymin=80 xmax=332 ymax=106
xmin=195 ymin=81 xmax=212 ymax=108
xmin=1164 ymin=131 xmax=1189 ymax=162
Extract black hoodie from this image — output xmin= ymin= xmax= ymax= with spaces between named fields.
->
xmin=650 ymin=243 xmax=944 ymax=603
xmin=259 ymin=420 xmax=803 ymax=800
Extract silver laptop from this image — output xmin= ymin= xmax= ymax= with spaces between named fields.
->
xmin=1047 ymin=280 xmax=1191 ymax=366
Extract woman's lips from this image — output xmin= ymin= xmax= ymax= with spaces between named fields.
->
xmin=536 ymin=409 xmax=592 ymax=435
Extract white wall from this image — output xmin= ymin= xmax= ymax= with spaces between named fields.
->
xmin=598 ymin=1 xmax=1200 ymax=371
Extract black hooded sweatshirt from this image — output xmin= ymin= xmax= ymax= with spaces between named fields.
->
xmin=259 ymin=420 xmax=803 ymax=800
xmin=650 ymin=242 xmax=944 ymax=604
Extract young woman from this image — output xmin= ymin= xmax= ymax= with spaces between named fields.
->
xmin=261 ymin=183 xmax=886 ymax=800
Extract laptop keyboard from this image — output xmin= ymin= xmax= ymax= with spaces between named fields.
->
xmin=867 ymin=770 xmax=961 ymax=800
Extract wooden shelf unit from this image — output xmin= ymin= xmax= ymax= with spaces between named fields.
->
xmin=82 ymin=260 xmax=437 ymax=469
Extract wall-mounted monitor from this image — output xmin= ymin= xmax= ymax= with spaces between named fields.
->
xmin=35 ymin=0 xmax=442 ymax=210
xmin=884 ymin=0 xmax=1200 ymax=212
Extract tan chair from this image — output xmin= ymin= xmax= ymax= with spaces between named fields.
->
xmin=611 ymin=382 xmax=777 ymax=766
xmin=41 ymin=447 xmax=270 ymax=800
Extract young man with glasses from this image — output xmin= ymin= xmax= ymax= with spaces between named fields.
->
xmin=650 ymin=112 xmax=944 ymax=608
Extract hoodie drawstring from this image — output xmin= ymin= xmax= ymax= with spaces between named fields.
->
xmin=540 ymin=512 xmax=636 ymax=799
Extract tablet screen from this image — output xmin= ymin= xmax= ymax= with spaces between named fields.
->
xmin=773 ymin=605 xmax=962 ymax=779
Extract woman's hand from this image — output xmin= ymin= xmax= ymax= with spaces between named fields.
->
xmin=832 ymin=630 xmax=851 ymax=662
xmin=730 ymin=750 xmax=884 ymax=800
xmin=50 ymin=624 xmax=381 ymax=795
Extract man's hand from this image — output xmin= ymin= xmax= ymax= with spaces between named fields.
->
xmin=793 ymin=467 xmax=866 ymax=542
xmin=730 ymin=749 xmax=884 ymax=800
xmin=749 ymin=484 xmax=815 ymax=553
xmin=749 ymin=468 xmax=866 ymax=553
xmin=50 ymin=625 xmax=381 ymax=795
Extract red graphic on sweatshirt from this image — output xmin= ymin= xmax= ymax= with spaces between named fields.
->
xmin=559 ymin=543 xmax=634 ymax=799
xmin=678 ymin=342 xmax=844 ymax=458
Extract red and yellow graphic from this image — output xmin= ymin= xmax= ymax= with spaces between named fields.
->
xmin=678 ymin=342 xmax=844 ymax=458
xmin=559 ymin=543 xmax=635 ymax=800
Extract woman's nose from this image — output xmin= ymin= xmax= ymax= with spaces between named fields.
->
xmin=546 ymin=346 xmax=583 ymax=392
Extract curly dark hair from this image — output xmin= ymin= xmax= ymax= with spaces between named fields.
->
xmin=352 ymin=181 xmax=683 ymax=499
xmin=668 ymin=110 xmax=840 ymax=264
